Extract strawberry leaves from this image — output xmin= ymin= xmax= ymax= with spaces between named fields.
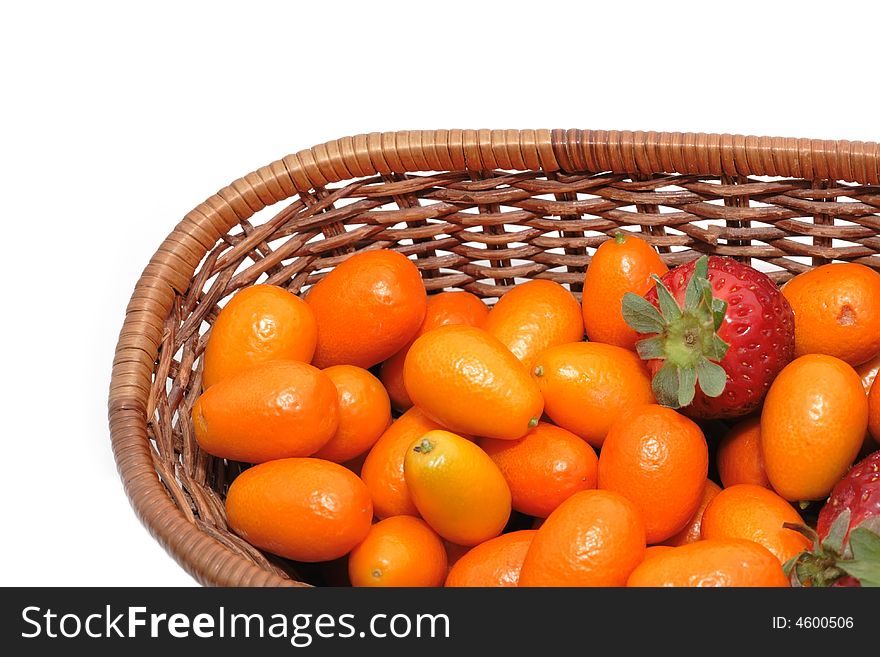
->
xmin=784 ymin=510 xmax=880 ymax=587
xmin=651 ymin=363 xmax=680 ymax=408
xmin=621 ymin=293 xmax=665 ymax=334
xmin=654 ymin=276 xmax=682 ymax=322
xmin=621 ymin=255 xmax=730 ymax=410
xmin=695 ymin=358 xmax=727 ymax=397
xmin=821 ymin=509 xmax=851 ymax=557
xmin=635 ymin=335 xmax=665 ymax=361
xmin=678 ymin=366 xmax=697 ymax=408
xmin=839 ymin=527 xmax=880 ymax=587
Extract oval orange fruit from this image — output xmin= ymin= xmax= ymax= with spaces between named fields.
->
xmin=483 ymin=280 xmax=584 ymax=370
xmin=311 ymin=365 xmax=391 ymax=463
xmin=761 ymin=354 xmax=868 ymax=501
xmin=868 ymin=376 xmax=880 ymax=444
xmin=781 ymin=262 xmax=880 ymax=366
xmin=532 ymin=342 xmax=654 ymax=448
xmin=700 ymin=484 xmax=811 ymax=564
xmin=627 ymin=539 xmax=789 ymax=587
xmin=598 ymin=404 xmax=708 ymax=544
xmin=856 ymin=353 xmax=880 ymax=394
xmin=359 ymin=407 xmax=446 ymax=519
xmin=306 ymin=249 xmax=427 ymax=369
xmin=348 ymin=516 xmax=447 ymax=587
xmin=404 ymin=430 xmax=511 ymax=546
xmin=716 ymin=416 xmax=772 ymax=489
xmin=380 ymin=291 xmax=489 ymax=412
xmin=225 ymin=458 xmax=372 ymax=562
xmin=404 ymin=325 xmax=543 ymax=440
xmin=202 ymin=284 xmax=317 ymax=390
xmin=444 ymin=530 xmax=536 ymax=587
xmin=582 ymin=232 xmax=668 ymax=350
xmin=518 ymin=489 xmax=646 ymax=587
xmin=192 ymin=359 xmax=339 ymax=463
xmin=643 ymin=545 xmax=675 ymax=561
xmin=661 ymin=478 xmax=722 ymax=547
xmin=479 ymin=422 xmax=598 ymax=518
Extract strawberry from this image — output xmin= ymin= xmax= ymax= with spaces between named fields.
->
xmin=785 ymin=449 xmax=880 ymax=587
xmin=621 ymin=255 xmax=795 ymax=420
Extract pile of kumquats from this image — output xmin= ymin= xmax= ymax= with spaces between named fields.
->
xmin=192 ymin=233 xmax=880 ymax=587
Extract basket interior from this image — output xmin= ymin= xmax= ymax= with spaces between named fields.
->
xmin=145 ymin=166 xmax=880 ymax=584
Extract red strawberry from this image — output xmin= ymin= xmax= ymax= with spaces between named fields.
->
xmin=621 ymin=255 xmax=795 ymax=419
xmin=786 ymin=449 xmax=880 ymax=587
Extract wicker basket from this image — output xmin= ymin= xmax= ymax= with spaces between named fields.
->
xmin=108 ymin=130 xmax=880 ymax=587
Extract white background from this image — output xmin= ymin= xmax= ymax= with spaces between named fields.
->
xmin=2 ymin=1 xmax=878 ymax=587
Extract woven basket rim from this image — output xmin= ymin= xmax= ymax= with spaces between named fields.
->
xmin=108 ymin=129 xmax=880 ymax=586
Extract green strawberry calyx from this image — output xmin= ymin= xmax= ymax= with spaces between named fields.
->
xmin=783 ymin=510 xmax=880 ymax=587
xmin=621 ymin=255 xmax=730 ymax=409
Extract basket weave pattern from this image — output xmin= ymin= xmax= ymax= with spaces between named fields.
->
xmin=108 ymin=130 xmax=880 ymax=586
